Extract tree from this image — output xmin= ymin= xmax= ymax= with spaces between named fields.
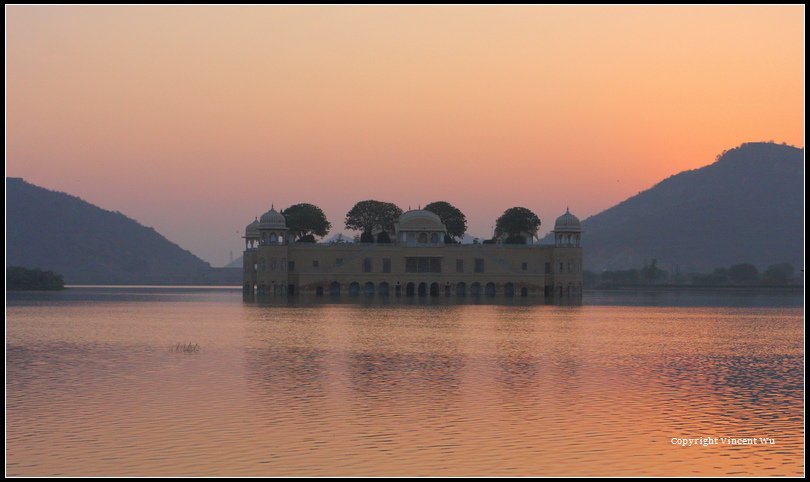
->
xmin=7 ymin=266 xmax=65 ymax=290
xmin=504 ymin=234 xmax=528 ymax=244
xmin=281 ymin=203 xmax=331 ymax=240
xmin=641 ymin=258 xmax=668 ymax=284
xmin=494 ymin=207 xmax=541 ymax=241
xmin=727 ymin=263 xmax=759 ymax=284
xmin=764 ymin=263 xmax=794 ymax=284
xmin=424 ymin=201 xmax=467 ymax=241
xmin=345 ymin=200 xmax=403 ymax=240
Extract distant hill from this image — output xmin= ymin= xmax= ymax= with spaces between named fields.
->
xmin=225 ymin=256 xmax=243 ymax=268
xmin=6 ymin=178 xmax=226 ymax=284
xmin=543 ymin=142 xmax=804 ymax=272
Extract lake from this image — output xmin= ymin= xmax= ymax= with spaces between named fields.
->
xmin=6 ymin=287 xmax=804 ymax=476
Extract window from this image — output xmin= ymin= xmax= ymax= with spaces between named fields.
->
xmin=545 ymin=262 xmax=551 ymax=274
xmin=313 ymin=260 xmax=319 ymax=268
xmin=405 ymin=257 xmax=442 ymax=273
xmin=559 ymin=262 xmax=564 ymax=273
xmin=383 ymin=258 xmax=391 ymax=273
xmin=270 ymin=258 xmax=277 ymax=271
xmin=456 ymin=259 xmax=464 ymax=273
xmin=418 ymin=257 xmax=430 ymax=272
xmin=281 ymin=258 xmax=286 ymax=271
xmin=288 ymin=260 xmax=295 ymax=272
xmin=363 ymin=258 xmax=372 ymax=273
xmin=568 ymin=261 xmax=572 ymax=273
xmin=336 ymin=258 xmax=343 ymax=267
xmin=430 ymin=233 xmax=439 ymax=243
xmin=474 ymin=258 xmax=485 ymax=273
xmin=521 ymin=262 xmax=528 ymax=271
xmin=418 ymin=232 xmax=428 ymax=243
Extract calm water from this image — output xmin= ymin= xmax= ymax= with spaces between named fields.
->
xmin=6 ymin=287 xmax=804 ymax=476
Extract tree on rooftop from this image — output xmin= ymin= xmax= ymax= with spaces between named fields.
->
xmin=494 ymin=207 xmax=541 ymax=242
xmin=345 ymin=200 xmax=403 ymax=242
xmin=424 ymin=201 xmax=467 ymax=241
xmin=282 ymin=203 xmax=331 ymax=241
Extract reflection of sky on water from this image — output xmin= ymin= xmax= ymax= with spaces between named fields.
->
xmin=6 ymin=287 xmax=804 ymax=476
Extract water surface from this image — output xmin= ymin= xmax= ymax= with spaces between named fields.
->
xmin=6 ymin=287 xmax=804 ymax=476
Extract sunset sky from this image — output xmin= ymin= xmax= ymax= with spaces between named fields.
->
xmin=6 ymin=5 xmax=804 ymax=266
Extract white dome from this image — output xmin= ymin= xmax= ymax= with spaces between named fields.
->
xmin=554 ymin=208 xmax=581 ymax=232
xmin=396 ymin=209 xmax=447 ymax=232
xmin=245 ymin=217 xmax=260 ymax=237
xmin=259 ymin=207 xmax=287 ymax=228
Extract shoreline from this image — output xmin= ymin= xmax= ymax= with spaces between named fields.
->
xmin=587 ymin=284 xmax=803 ymax=291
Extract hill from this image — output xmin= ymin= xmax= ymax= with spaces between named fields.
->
xmin=545 ymin=142 xmax=804 ymax=272
xmin=7 ymin=178 xmax=218 ymax=284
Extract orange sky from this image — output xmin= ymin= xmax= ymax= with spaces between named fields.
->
xmin=6 ymin=6 xmax=804 ymax=266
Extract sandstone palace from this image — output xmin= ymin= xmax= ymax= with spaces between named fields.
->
xmin=242 ymin=206 xmax=582 ymax=300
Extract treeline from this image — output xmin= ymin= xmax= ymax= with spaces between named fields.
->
xmin=275 ymin=200 xmax=542 ymax=244
xmin=584 ymin=260 xmax=800 ymax=288
xmin=7 ymin=266 xmax=65 ymax=291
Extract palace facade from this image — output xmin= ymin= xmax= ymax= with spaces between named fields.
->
xmin=242 ymin=208 xmax=582 ymax=299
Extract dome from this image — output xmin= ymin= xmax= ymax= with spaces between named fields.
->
xmin=396 ymin=209 xmax=447 ymax=232
xmin=245 ymin=217 xmax=260 ymax=237
xmin=259 ymin=206 xmax=287 ymax=228
xmin=554 ymin=208 xmax=581 ymax=232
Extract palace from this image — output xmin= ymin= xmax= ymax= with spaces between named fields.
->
xmin=242 ymin=208 xmax=582 ymax=299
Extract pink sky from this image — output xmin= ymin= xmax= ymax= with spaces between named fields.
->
xmin=6 ymin=6 xmax=804 ymax=266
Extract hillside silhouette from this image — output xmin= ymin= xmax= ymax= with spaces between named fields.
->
xmin=546 ymin=142 xmax=803 ymax=272
xmin=7 ymin=178 xmax=220 ymax=284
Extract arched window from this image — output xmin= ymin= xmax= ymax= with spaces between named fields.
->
xmin=418 ymin=232 xmax=428 ymax=243
xmin=430 ymin=233 xmax=439 ymax=243
xmin=456 ymin=282 xmax=467 ymax=296
xmin=418 ymin=282 xmax=428 ymax=296
xmin=485 ymin=282 xmax=496 ymax=296
xmin=504 ymin=282 xmax=515 ymax=297
xmin=270 ymin=232 xmax=278 ymax=243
